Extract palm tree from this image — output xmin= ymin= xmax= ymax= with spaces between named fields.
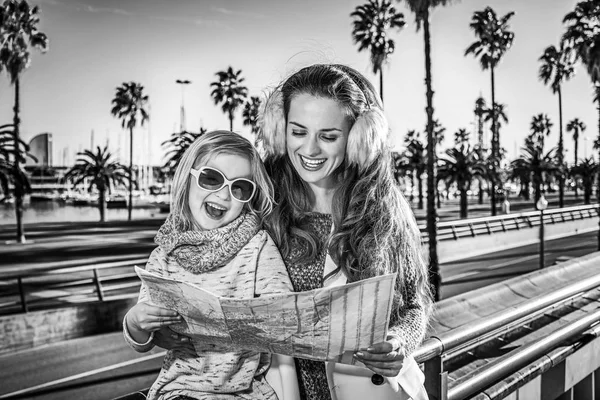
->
xmin=399 ymin=0 xmax=454 ymax=300
xmin=511 ymin=141 xmax=558 ymax=206
xmin=465 ymin=6 xmax=515 ymax=216
xmin=567 ymin=118 xmax=587 ymax=165
xmin=0 ymin=0 xmax=48 ymax=243
xmin=570 ymin=157 xmax=597 ymax=204
xmin=242 ymin=96 xmax=262 ymax=145
xmin=210 ymin=66 xmax=248 ymax=131
xmin=563 ymin=0 xmax=600 ymax=248
xmin=438 ymin=145 xmax=485 ymax=218
xmin=530 ymin=113 xmax=554 ymax=151
xmin=454 ymin=128 xmax=470 ymax=146
xmin=567 ymin=118 xmax=587 ymax=197
xmin=404 ymin=130 xmax=426 ymax=209
xmin=483 ymin=103 xmax=508 ymax=211
xmin=110 ymin=82 xmax=149 ymax=221
xmin=351 ymin=0 xmax=405 ymax=102
xmin=539 ymin=44 xmax=575 ymax=207
xmin=0 ymin=124 xmax=31 ymax=202
xmin=65 ymin=146 xmax=128 ymax=222
xmin=162 ymin=129 xmax=207 ymax=176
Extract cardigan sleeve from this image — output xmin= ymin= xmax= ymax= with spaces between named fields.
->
xmin=386 ymin=264 xmax=429 ymax=357
xmin=254 ymin=231 xmax=294 ymax=297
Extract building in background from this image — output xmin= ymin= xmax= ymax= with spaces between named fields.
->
xmin=26 ymin=133 xmax=53 ymax=166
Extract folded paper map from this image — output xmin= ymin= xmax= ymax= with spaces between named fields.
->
xmin=136 ymin=266 xmax=396 ymax=363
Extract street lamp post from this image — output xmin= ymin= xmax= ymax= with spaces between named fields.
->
xmin=175 ymin=79 xmax=191 ymax=132
xmin=536 ymin=192 xmax=548 ymax=270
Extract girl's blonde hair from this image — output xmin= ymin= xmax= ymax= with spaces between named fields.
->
xmin=170 ymin=130 xmax=274 ymax=231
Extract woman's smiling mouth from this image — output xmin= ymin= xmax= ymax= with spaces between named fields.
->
xmin=300 ymin=155 xmax=326 ymax=171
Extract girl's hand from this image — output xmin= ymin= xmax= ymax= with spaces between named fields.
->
xmin=127 ymin=302 xmax=182 ymax=333
xmin=153 ymin=327 xmax=194 ymax=352
xmin=353 ymin=336 xmax=405 ymax=377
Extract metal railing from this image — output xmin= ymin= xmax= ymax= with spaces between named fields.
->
xmin=414 ymin=268 xmax=600 ymax=400
xmin=418 ymin=203 xmax=599 ymax=242
xmin=0 ymin=257 xmax=146 ymax=314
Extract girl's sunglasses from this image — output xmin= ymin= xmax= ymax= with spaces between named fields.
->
xmin=189 ymin=166 xmax=256 ymax=203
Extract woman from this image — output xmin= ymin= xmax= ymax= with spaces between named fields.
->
xmin=259 ymin=63 xmax=432 ymax=400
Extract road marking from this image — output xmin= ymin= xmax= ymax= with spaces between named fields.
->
xmin=486 ymin=254 xmax=540 ymax=270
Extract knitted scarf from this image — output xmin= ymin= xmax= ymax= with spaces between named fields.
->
xmin=154 ymin=212 xmax=260 ymax=273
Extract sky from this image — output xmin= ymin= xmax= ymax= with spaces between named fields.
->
xmin=0 ymin=0 xmax=596 ymax=167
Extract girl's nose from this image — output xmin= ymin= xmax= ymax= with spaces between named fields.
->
xmin=215 ymin=184 xmax=231 ymax=200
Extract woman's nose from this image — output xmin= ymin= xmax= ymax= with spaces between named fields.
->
xmin=304 ymin=137 xmax=321 ymax=156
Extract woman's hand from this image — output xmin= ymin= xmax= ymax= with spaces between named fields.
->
xmin=353 ymin=336 xmax=405 ymax=377
xmin=153 ymin=327 xmax=195 ymax=352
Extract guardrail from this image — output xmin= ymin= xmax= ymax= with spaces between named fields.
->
xmin=414 ymin=253 xmax=600 ymax=400
xmin=0 ymin=257 xmax=145 ymax=314
xmin=418 ymin=203 xmax=599 ymax=242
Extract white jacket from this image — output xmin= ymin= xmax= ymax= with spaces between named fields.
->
xmin=264 ymin=254 xmax=429 ymax=400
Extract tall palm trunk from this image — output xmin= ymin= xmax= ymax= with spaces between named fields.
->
xmin=418 ymin=173 xmax=424 ymax=210
xmin=574 ymin=134 xmax=579 ymax=198
xmin=596 ymin=88 xmax=600 ymax=251
xmin=477 ymin=119 xmax=484 ymax=205
xmin=99 ymin=186 xmax=106 ymax=222
xmin=423 ymin=9 xmax=440 ymax=301
xmin=229 ymin=111 xmax=234 ymax=132
xmin=558 ymin=87 xmax=564 ymax=208
xmin=409 ymin=171 xmax=415 ymax=202
xmin=128 ymin=126 xmax=133 ymax=221
xmin=490 ymin=66 xmax=497 ymax=216
xmin=460 ymin=187 xmax=468 ymax=219
xmin=380 ymin=69 xmax=384 ymax=105
xmin=13 ymin=77 xmax=25 ymax=243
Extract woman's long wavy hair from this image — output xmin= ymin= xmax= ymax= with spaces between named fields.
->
xmin=260 ymin=64 xmax=432 ymax=315
xmin=170 ymin=130 xmax=274 ymax=231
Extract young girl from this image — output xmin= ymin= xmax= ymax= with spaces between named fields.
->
xmin=123 ymin=130 xmax=293 ymax=400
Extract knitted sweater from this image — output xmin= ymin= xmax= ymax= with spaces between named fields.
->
xmin=124 ymin=230 xmax=293 ymax=400
xmin=282 ymin=213 xmax=428 ymax=400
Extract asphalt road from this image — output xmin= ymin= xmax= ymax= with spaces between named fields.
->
xmin=1 ymin=229 xmax=599 ymax=399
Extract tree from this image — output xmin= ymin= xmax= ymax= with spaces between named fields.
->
xmin=539 ymin=44 xmax=575 ymax=207
xmin=563 ymin=0 xmax=600 ymax=248
xmin=438 ymin=145 xmax=485 ymax=218
xmin=242 ymin=96 xmax=262 ymax=146
xmin=400 ymin=0 xmax=454 ymax=301
xmin=530 ymin=113 xmax=554 ymax=151
xmin=567 ymin=118 xmax=587 ymax=166
xmin=210 ymin=66 xmax=248 ymax=132
xmin=162 ymin=129 xmax=207 ymax=176
xmin=65 ymin=146 xmax=128 ymax=222
xmin=567 ymin=118 xmax=587 ymax=197
xmin=110 ymin=82 xmax=149 ymax=221
xmin=0 ymin=0 xmax=49 ymax=243
xmin=403 ymin=130 xmax=426 ymax=209
xmin=351 ymin=0 xmax=405 ymax=102
xmin=454 ymin=128 xmax=470 ymax=147
xmin=0 ymin=124 xmax=31 ymax=202
xmin=570 ymin=157 xmax=597 ymax=204
xmin=465 ymin=6 xmax=515 ymax=216
xmin=511 ymin=140 xmax=558 ymax=206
